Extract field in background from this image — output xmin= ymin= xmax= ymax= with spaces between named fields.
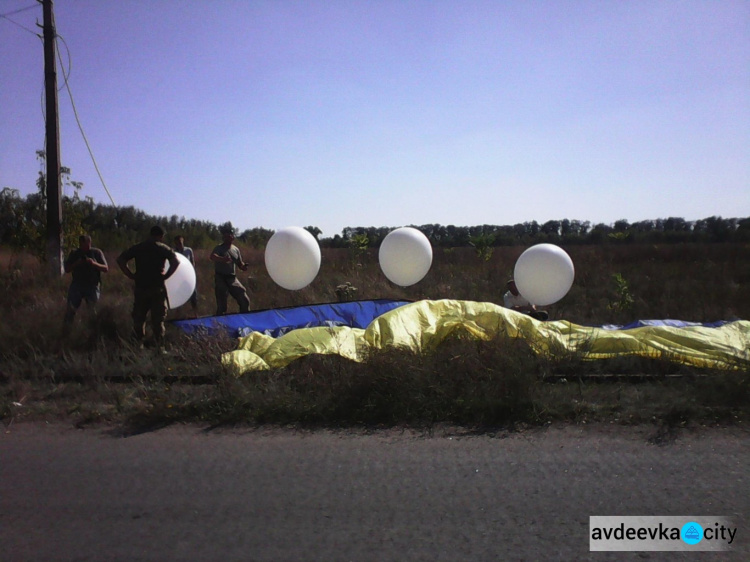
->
xmin=1 ymin=242 xmax=748 ymax=431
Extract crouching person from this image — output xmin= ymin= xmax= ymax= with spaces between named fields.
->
xmin=503 ymin=279 xmax=549 ymax=321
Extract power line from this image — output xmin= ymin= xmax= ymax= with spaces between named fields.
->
xmin=55 ymin=34 xmax=117 ymax=206
xmin=55 ymin=27 xmax=71 ymax=91
xmin=0 ymin=3 xmax=38 ymax=18
xmin=0 ymin=3 xmax=40 ymax=35
xmin=0 ymin=13 xmax=40 ymax=36
xmin=4 ymin=3 xmax=117 ymax=207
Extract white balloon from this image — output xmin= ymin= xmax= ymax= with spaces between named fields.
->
xmin=164 ymin=252 xmax=197 ymax=309
xmin=513 ymin=243 xmax=574 ymax=306
xmin=265 ymin=226 xmax=321 ymax=290
xmin=379 ymin=227 xmax=433 ymax=287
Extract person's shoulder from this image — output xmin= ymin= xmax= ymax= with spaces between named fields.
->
xmin=155 ymin=241 xmax=176 ymax=254
xmin=64 ymin=248 xmax=81 ymax=263
xmin=118 ymin=242 xmax=139 ymax=258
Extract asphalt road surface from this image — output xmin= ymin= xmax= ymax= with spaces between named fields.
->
xmin=1 ymin=423 xmax=748 ymax=561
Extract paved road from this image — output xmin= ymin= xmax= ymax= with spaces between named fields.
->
xmin=1 ymin=423 xmax=748 ymax=561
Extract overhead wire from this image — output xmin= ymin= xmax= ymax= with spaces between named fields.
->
xmin=4 ymin=3 xmax=117 ymax=206
xmin=0 ymin=3 xmax=40 ymax=36
xmin=55 ymin=33 xmax=117 ymax=206
xmin=0 ymin=3 xmax=38 ymax=17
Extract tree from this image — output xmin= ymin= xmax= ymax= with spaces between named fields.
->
xmin=304 ymin=226 xmax=322 ymax=240
xmin=240 ymin=227 xmax=274 ymax=249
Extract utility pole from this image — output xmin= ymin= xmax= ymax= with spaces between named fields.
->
xmin=42 ymin=0 xmax=63 ymax=276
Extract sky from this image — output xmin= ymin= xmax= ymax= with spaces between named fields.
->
xmin=1 ymin=0 xmax=748 ymax=239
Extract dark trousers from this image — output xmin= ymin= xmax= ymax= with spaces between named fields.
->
xmin=214 ymin=274 xmax=250 ymax=315
xmin=132 ymin=285 xmax=168 ymax=342
xmin=64 ymin=281 xmax=100 ymax=323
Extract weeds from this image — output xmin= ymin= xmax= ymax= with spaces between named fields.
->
xmin=1 ymin=243 xmax=748 ymax=430
xmin=607 ymin=272 xmax=635 ymax=317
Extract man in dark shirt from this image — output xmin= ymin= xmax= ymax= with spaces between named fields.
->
xmin=117 ymin=225 xmax=180 ymax=347
xmin=63 ymin=234 xmax=109 ymax=323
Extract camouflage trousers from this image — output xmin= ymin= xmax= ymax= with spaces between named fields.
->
xmin=132 ymin=285 xmax=168 ymax=343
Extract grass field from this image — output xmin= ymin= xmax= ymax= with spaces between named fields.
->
xmin=1 ymin=242 xmax=748 ymax=431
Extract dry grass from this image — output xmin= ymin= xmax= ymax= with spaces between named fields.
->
xmin=1 ymin=243 xmax=748 ymax=431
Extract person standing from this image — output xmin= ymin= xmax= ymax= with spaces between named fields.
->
xmin=173 ymin=235 xmax=198 ymax=314
xmin=63 ymin=234 xmax=108 ymax=323
xmin=117 ymin=226 xmax=180 ymax=348
xmin=210 ymin=227 xmax=250 ymax=315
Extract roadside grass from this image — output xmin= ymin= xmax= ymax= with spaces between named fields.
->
xmin=2 ymin=328 xmax=747 ymax=432
xmin=1 ymin=243 xmax=749 ymax=431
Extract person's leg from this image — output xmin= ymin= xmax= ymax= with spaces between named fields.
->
xmin=215 ymin=276 xmax=229 ymax=315
xmin=132 ymin=287 xmax=149 ymax=343
xmin=228 ymin=279 xmax=250 ymax=313
xmin=64 ymin=282 xmax=83 ymax=323
xmin=82 ymin=285 xmax=101 ymax=318
xmin=150 ymin=287 xmax=169 ymax=345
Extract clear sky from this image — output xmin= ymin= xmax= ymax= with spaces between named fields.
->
xmin=1 ymin=0 xmax=748 ymax=238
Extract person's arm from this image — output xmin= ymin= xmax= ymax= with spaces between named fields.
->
xmin=63 ymin=252 xmax=79 ymax=274
xmin=236 ymin=249 xmax=248 ymax=271
xmin=163 ymin=254 xmax=180 ymax=281
xmin=116 ymin=253 xmax=136 ymax=281
xmin=511 ymin=298 xmax=535 ymax=313
xmin=88 ymin=251 xmax=108 ymax=273
xmin=86 ymin=258 xmax=108 ymax=273
xmin=503 ymin=291 xmax=535 ymax=312
xmin=209 ymin=248 xmax=232 ymax=264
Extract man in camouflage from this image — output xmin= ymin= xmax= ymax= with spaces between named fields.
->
xmin=117 ymin=225 xmax=180 ymax=347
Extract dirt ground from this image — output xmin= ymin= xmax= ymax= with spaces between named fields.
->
xmin=1 ymin=422 xmax=748 ymax=561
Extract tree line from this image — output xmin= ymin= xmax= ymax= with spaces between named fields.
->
xmin=1 ymin=187 xmax=748 ymax=259
xmin=328 ymin=216 xmax=750 ymax=249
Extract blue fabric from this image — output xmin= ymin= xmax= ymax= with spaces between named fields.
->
xmin=598 ymin=319 xmax=731 ymax=330
xmin=172 ymin=299 xmax=411 ymax=338
xmin=173 ymin=298 xmax=736 ymax=338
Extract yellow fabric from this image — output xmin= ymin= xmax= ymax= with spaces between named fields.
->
xmin=221 ymin=299 xmax=750 ymax=374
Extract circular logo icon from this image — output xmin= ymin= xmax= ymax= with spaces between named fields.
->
xmin=681 ymin=522 xmax=704 ymax=545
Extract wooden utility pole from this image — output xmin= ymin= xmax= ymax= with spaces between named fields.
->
xmin=42 ymin=0 xmax=63 ymax=276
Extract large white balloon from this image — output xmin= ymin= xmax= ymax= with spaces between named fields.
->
xmin=164 ymin=252 xmax=197 ymax=309
xmin=265 ymin=226 xmax=321 ymax=290
xmin=513 ymin=243 xmax=574 ymax=306
xmin=379 ymin=227 xmax=433 ymax=287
